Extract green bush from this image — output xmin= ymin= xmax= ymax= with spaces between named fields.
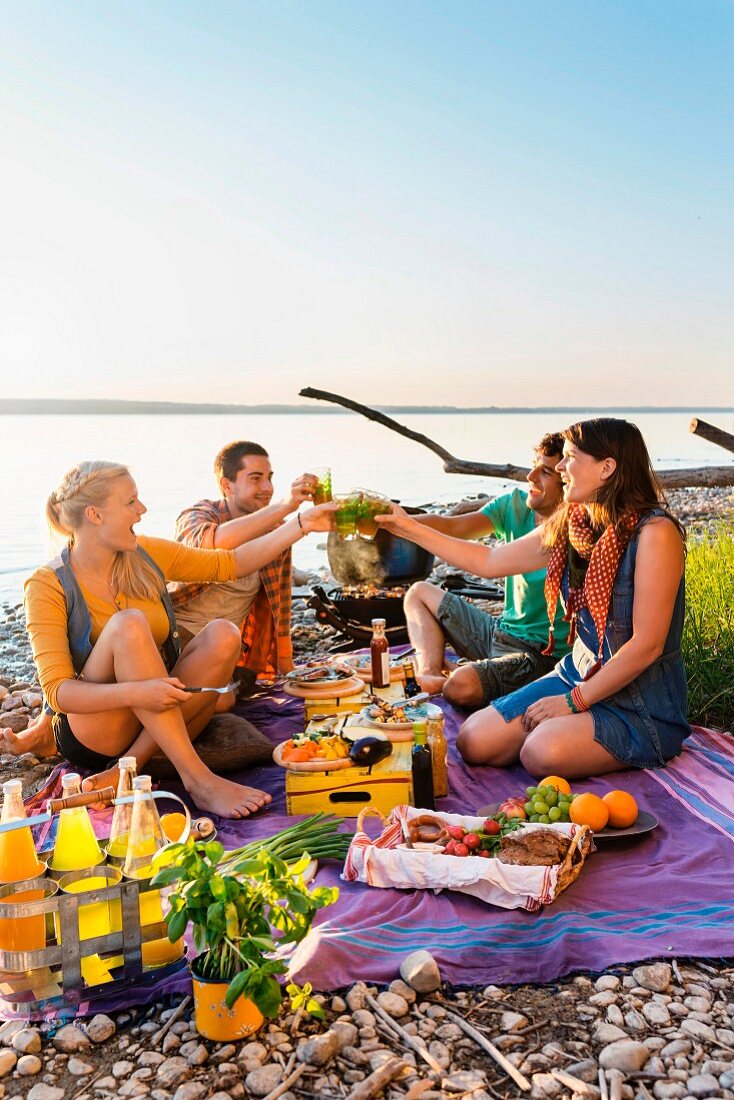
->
xmin=683 ymin=523 xmax=734 ymax=731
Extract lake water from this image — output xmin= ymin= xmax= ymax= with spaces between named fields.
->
xmin=1 ymin=410 xmax=732 ymax=604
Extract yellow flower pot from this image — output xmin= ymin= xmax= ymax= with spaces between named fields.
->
xmin=191 ymin=963 xmax=264 ymax=1042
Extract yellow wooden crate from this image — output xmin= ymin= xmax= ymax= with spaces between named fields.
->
xmin=285 ymin=739 xmax=413 ymax=818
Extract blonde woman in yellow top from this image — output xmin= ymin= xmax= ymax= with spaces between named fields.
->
xmin=21 ymin=460 xmax=336 ymax=819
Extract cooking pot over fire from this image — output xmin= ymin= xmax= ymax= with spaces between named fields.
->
xmin=326 ymin=508 xmax=434 ymax=586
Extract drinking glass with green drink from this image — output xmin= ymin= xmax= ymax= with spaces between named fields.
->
xmin=311 ymin=467 xmax=332 ymax=504
xmin=356 ymin=490 xmax=391 ymax=540
xmin=333 ymin=491 xmax=362 ymax=540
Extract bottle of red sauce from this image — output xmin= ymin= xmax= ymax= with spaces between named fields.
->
xmin=370 ymin=618 xmax=390 ymax=688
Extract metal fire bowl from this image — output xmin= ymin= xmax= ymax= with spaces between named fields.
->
xmin=326 ymin=527 xmax=434 ymax=586
xmin=307 ymin=586 xmax=410 ymax=646
xmin=323 ymin=587 xmax=407 ymax=629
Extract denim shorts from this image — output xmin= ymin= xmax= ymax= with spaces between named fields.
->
xmin=491 ymin=659 xmax=687 ymax=769
xmin=436 ymin=592 xmax=556 ymax=706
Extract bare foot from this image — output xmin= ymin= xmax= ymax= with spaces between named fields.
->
xmin=81 ymin=766 xmax=120 ymax=804
xmin=187 ymin=773 xmax=272 ymax=820
xmin=83 ymin=761 xmax=272 ymax=820
xmin=417 ymin=672 xmax=448 ymax=695
xmin=0 ymin=711 xmax=57 ymax=757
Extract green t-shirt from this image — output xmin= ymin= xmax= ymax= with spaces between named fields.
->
xmin=480 ymin=488 xmax=570 ymax=655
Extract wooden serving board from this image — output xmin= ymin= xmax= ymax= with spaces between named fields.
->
xmin=272 ymin=741 xmax=354 ymax=773
xmin=283 ymin=676 xmax=365 ymax=700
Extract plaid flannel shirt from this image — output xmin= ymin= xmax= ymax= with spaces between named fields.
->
xmin=168 ymin=498 xmax=292 ymax=677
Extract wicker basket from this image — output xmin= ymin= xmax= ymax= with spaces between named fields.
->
xmin=343 ymin=806 xmax=592 ymax=910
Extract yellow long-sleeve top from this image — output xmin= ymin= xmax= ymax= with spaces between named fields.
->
xmin=24 ymin=536 xmax=237 ymax=714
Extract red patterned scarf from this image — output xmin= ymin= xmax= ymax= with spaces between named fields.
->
xmin=542 ymin=505 xmax=640 ymax=668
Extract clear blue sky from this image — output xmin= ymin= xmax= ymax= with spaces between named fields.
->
xmin=2 ymin=1 xmax=732 ymax=405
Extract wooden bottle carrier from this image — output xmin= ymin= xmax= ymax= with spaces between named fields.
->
xmin=0 ymin=787 xmax=190 ymax=1017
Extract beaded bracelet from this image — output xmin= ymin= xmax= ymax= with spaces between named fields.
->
xmin=565 ymin=691 xmax=579 ymax=714
xmin=570 ymin=685 xmax=590 ymax=712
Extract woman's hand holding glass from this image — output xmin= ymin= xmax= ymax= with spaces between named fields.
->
xmin=298 ymin=500 xmax=340 ymax=533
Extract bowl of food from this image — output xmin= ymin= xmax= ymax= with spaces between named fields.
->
xmin=360 ymin=699 xmax=443 ymax=732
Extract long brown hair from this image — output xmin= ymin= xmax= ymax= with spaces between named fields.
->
xmin=542 ymin=418 xmax=683 ymax=548
xmin=46 ymin=461 xmax=164 ymax=602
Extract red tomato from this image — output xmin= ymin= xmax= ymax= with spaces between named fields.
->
xmin=453 ymin=843 xmax=469 ymax=857
xmin=483 ymin=819 xmax=501 ymax=836
xmin=447 ymin=825 xmax=466 ymax=841
xmin=464 ymin=832 xmax=480 ymax=850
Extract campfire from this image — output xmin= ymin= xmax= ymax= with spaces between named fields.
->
xmin=340 ymin=584 xmax=407 ymax=599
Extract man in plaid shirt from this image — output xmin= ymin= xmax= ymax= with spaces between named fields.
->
xmin=169 ymin=440 xmax=316 ymax=701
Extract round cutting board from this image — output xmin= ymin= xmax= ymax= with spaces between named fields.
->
xmin=283 ymin=676 xmax=365 ymax=700
xmin=272 ymin=740 xmax=354 ymax=772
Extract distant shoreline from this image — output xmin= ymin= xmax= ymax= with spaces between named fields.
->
xmin=2 ymin=399 xmax=732 ymax=416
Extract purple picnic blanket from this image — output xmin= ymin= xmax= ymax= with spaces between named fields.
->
xmin=17 ymin=684 xmax=734 ymax=1019
xmin=232 ymin=692 xmax=734 ymax=988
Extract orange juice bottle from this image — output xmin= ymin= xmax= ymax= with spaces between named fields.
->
xmin=0 ymin=779 xmax=42 ymax=883
xmin=123 ymin=776 xmax=183 ymax=968
xmin=50 ymin=773 xmax=104 ymax=872
xmin=0 ymin=779 xmax=46 ymax=954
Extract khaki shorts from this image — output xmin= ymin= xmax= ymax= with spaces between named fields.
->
xmin=436 ymin=592 xmax=556 ymax=706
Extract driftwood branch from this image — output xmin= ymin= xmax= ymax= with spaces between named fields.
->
xmin=439 ymin=1007 xmax=531 ymax=1092
xmin=300 ymin=388 xmax=734 ymax=488
xmin=151 ymin=996 xmax=191 ymax=1046
xmin=261 ymin=1063 xmax=308 ymax=1100
xmin=299 ymin=387 xmax=530 ymax=482
xmin=689 ymin=417 xmax=734 ymax=456
xmin=345 ymin=1056 xmax=407 ymax=1100
xmin=364 ymin=992 xmax=443 ymax=1076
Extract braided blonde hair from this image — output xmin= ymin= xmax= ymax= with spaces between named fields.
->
xmin=47 ymin=461 xmax=164 ymax=602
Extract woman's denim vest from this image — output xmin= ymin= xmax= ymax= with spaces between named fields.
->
xmin=45 ymin=545 xmax=180 ymax=712
xmin=559 ymin=509 xmax=689 ymax=764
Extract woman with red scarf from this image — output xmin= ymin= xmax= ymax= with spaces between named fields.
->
xmin=377 ymin=419 xmax=690 ymax=779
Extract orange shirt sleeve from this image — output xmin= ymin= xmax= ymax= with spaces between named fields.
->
xmin=138 ymin=536 xmax=237 ymax=584
xmin=24 ymin=568 xmax=75 ymax=714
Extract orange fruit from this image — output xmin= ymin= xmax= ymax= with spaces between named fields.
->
xmin=569 ymin=792 xmax=609 ymax=831
xmin=602 ymin=790 xmax=638 ymax=829
xmin=161 ymin=812 xmax=188 ymax=843
xmin=539 ymin=775 xmax=572 ymax=794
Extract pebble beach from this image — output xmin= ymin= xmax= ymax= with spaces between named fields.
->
xmin=0 ymin=486 xmax=732 ymax=1100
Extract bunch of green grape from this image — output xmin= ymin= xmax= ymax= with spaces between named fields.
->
xmin=524 ymin=785 xmax=576 ymax=824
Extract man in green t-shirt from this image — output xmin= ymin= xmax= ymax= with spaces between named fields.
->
xmin=405 ymin=433 xmax=569 ymax=708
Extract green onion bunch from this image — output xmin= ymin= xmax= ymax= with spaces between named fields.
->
xmin=222 ymin=812 xmax=352 ymax=871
